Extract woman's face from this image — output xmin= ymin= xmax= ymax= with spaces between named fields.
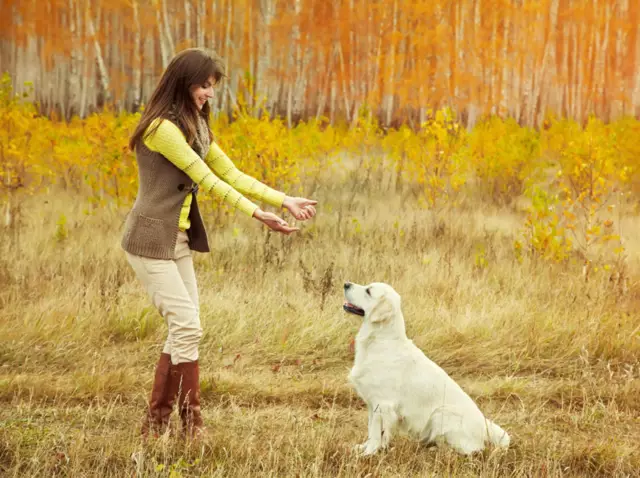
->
xmin=190 ymin=76 xmax=215 ymax=110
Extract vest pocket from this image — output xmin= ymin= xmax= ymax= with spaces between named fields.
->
xmin=136 ymin=214 xmax=165 ymax=240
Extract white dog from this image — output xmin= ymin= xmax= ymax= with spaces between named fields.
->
xmin=343 ymin=281 xmax=510 ymax=456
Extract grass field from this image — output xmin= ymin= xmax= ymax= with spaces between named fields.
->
xmin=1 ymin=158 xmax=639 ymax=477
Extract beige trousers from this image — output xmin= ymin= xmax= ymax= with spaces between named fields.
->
xmin=126 ymin=230 xmax=202 ymax=365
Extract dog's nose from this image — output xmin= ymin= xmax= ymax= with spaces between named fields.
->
xmin=344 ymin=282 xmax=352 ymax=290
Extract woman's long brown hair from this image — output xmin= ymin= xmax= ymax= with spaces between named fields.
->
xmin=129 ymin=48 xmax=225 ymax=151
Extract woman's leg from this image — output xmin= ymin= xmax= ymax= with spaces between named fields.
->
xmin=126 ymin=232 xmax=203 ymax=437
xmin=126 ymin=252 xmax=202 ymax=365
xmin=172 ymin=231 xmax=205 ymax=437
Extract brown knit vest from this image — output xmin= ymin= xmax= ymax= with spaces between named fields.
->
xmin=121 ymin=113 xmax=211 ymax=259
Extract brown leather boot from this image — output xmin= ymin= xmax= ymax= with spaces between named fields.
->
xmin=169 ymin=360 xmax=205 ymax=439
xmin=141 ymin=353 xmax=175 ymax=438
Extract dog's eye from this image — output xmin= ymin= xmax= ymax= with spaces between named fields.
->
xmin=366 ymin=288 xmax=372 ymax=296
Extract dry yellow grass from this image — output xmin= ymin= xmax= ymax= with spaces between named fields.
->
xmin=1 ymin=163 xmax=639 ymax=477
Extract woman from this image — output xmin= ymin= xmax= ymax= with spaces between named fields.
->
xmin=122 ymin=48 xmax=317 ymax=440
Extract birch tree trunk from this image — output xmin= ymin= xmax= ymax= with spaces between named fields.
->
xmin=195 ymin=0 xmax=205 ymax=47
xmin=570 ymin=22 xmax=579 ymax=120
xmin=489 ymin=5 xmax=498 ymax=115
xmin=256 ymin=0 xmax=275 ymax=116
xmin=348 ymin=0 xmax=357 ymax=111
xmin=338 ymin=43 xmax=352 ymax=122
xmin=132 ymin=0 xmax=142 ymax=110
xmin=288 ymin=0 xmax=302 ymax=126
xmin=162 ymin=0 xmax=176 ymax=55
xmin=184 ymin=0 xmax=192 ymax=46
xmin=584 ymin=16 xmax=597 ymax=116
xmin=455 ymin=1 xmax=466 ymax=111
xmin=522 ymin=9 xmax=538 ymax=124
xmin=330 ymin=48 xmax=337 ymax=125
xmin=383 ymin=0 xmax=398 ymax=126
xmin=66 ymin=0 xmax=82 ymax=119
xmin=561 ymin=21 xmax=570 ymax=117
xmin=529 ymin=1 xmax=559 ymax=126
xmin=155 ymin=0 xmax=170 ymax=68
xmin=633 ymin=20 xmax=640 ymax=116
xmin=467 ymin=0 xmax=482 ymax=129
xmin=79 ymin=38 xmax=90 ymax=117
xmin=293 ymin=0 xmax=308 ymax=120
xmin=220 ymin=0 xmax=232 ymax=114
xmin=248 ymin=0 xmax=254 ymax=111
xmin=513 ymin=0 xmax=523 ymax=121
xmin=540 ymin=0 xmax=559 ymax=124
xmin=210 ymin=0 xmax=217 ymax=50
xmin=611 ymin=0 xmax=628 ymax=118
xmin=594 ymin=1 xmax=610 ymax=120
xmin=142 ymin=30 xmax=155 ymax=103
xmin=86 ymin=6 xmax=111 ymax=104
xmin=500 ymin=1 xmax=511 ymax=116
xmin=315 ymin=50 xmax=330 ymax=120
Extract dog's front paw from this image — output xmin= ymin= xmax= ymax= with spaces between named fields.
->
xmin=352 ymin=442 xmax=368 ymax=454
xmin=353 ymin=441 xmax=380 ymax=457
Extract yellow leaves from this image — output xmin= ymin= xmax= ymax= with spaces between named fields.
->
xmin=473 ymin=245 xmax=488 ymax=271
xmin=381 ymin=108 xmax=466 ymax=208
xmin=0 ymin=69 xmax=636 ymax=281
xmin=601 ymin=234 xmax=620 ymax=243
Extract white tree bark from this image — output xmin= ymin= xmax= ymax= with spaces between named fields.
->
xmin=561 ymin=21 xmax=570 ymax=117
xmin=611 ymin=0 xmax=628 ymax=118
xmin=132 ymin=0 xmax=142 ymax=109
xmin=66 ymin=0 xmax=80 ymax=119
xmin=197 ymin=0 xmax=205 ymax=47
xmin=383 ymin=0 xmax=398 ymax=126
xmin=633 ymin=19 xmax=640 ymax=116
xmin=338 ymin=43 xmax=352 ymax=122
xmin=530 ymin=0 xmax=559 ymax=126
xmin=210 ymin=0 xmax=217 ymax=50
xmin=86 ymin=6 xmax=111 ymax=104
xmin=455 ymin=1 xmax=466 ymax=108
xmin=184 ymin=0 xmax=192 ymax=45
xmin=348 ymin=0 xmax=357 ymax=107
xmin=220 ymin=0 xmax=232 ymax=114
xmin=500 ymin=2 xmax=511 ymax=116
xmin=489 ymin=6 xmax=498 ymax=115
xmin=142 ymin=30 xmax=155 ymax=103
xmin=162 ymin=0 xmax=176 ymax=55
xmin=248 ymin=0 xmax=254 ymax=111
xmin=292 ymin=0 xmax=308 ymax=120
xmin=467 ymin=0 xmax=482 ymax=129
xmin=288 ymin=0 xmax=302 ymax=126
xmin=571 ymin=22 xmax=579 ymax=120
xmin=330 ymin=62 xmax=337 ymax=124
xmin=256 ymin=0 xmax=275 ymax=116
xmin=594 ymin=1 xmax=610 ymax=120
xmin=79 ymin=37 xmax=90 ymax=117
xmin=154 ymin=0 xmax=170 ymax=68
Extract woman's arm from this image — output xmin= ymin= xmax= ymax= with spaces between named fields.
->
xmin=204 ymin=143 xmax=318 ymax=220
xmin=203 ymin=142 xmax=286 ymax=208
xmin=144 ymin=119 xmax=299 ymax=233
xmin=144 ymin=119 xmax=260 ymax=217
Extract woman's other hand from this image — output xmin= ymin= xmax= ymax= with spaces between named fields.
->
xmin=282 ymin=196 xmax=318 ymax=221
xmin=253 ymin=209 xmax=300 ymax=234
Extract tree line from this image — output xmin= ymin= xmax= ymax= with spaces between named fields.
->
xmin=2 ymin=0 xmax=639 ymax=127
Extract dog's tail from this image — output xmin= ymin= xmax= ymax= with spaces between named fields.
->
xmin=485 ymin=419 xmax=510 ymax=448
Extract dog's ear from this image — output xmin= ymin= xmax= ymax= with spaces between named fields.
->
xmin=369 ymin=295 xmax=394 ymax=323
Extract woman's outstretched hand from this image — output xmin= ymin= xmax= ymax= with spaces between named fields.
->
xmin=253 ymin=209 xmax=300 ymax=234
xmin=282 ymin=196 xmax=318 ymax=221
